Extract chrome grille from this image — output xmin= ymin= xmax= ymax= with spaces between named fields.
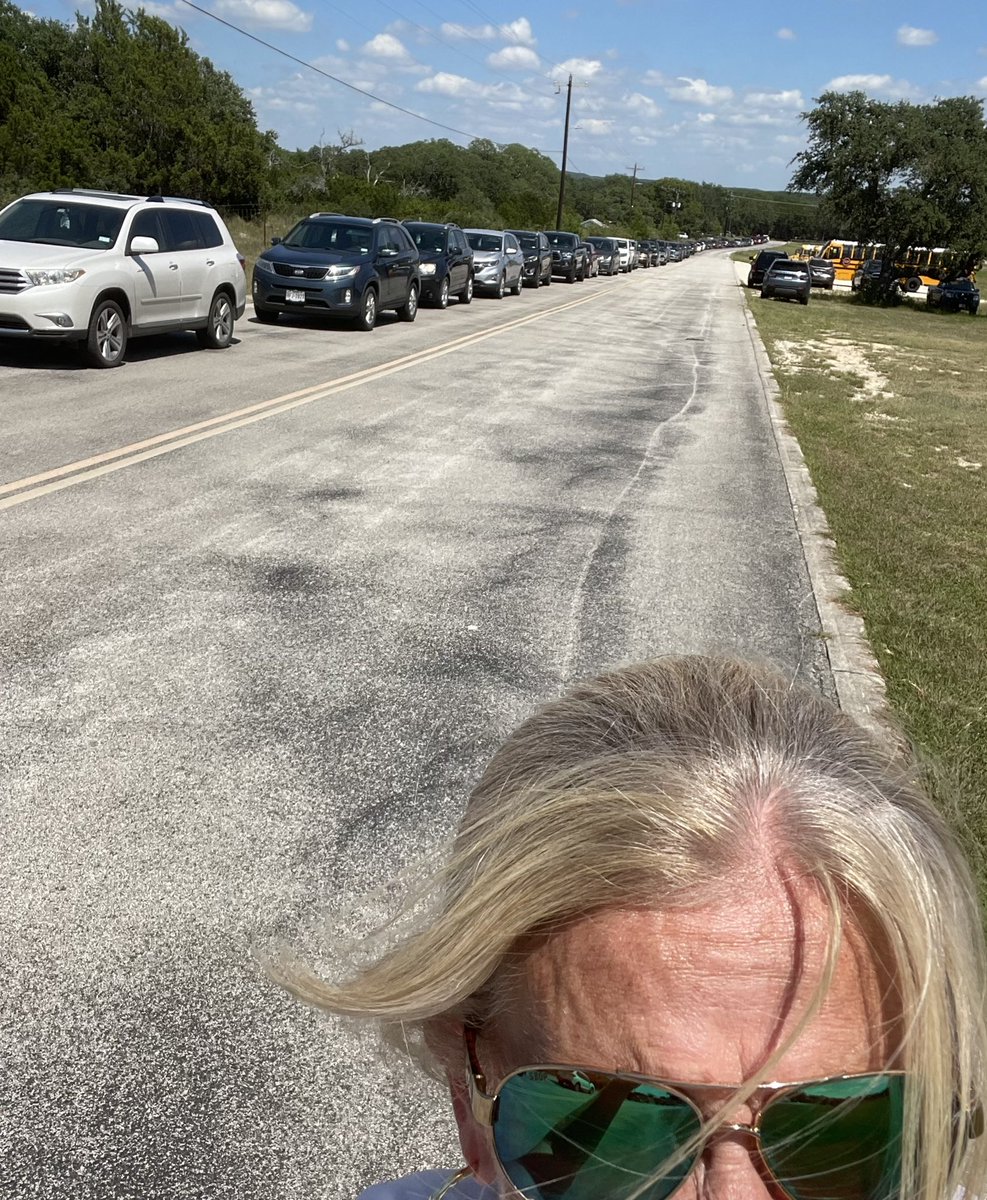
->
xmin=0 ymin=268 xmax=29 ymax=295
xmin=272 ymin=262 xmax=327 ymax=280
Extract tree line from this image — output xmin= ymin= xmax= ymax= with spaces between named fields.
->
xmin=1 ymin=0 xmax=822 ymax=240
xmin=4 ymin=0 xmax=985 ymax=267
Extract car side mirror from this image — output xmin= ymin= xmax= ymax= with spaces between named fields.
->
xmin=378 ymin=247 xmax=398 ymax=258
xmin=270 ymin=236 xmax=282 ymax=246
xmin=749 ymin=254 xmax=755 ymax=261
xmin=129 ymin=236 xmax=159 ymax=255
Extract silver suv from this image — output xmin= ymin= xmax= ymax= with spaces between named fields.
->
xmin=0 ymin=189 xmax=247 ymax=367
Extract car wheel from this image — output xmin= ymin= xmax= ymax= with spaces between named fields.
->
xmin=397 ymin=282 xmax=419 ymax=322
xmin=799 ymin=294 xmax=809 ymax=306
xmin=510 ymin=272 xmax=522 ymax=296
xmin=906 ymin=276 xmax=922 ymax=293
xmin=459 ymin=273 xmax=473 ymax=305
xmin=436 ymin=276 xmax=450 ymax=309
xmin=567 ymin=267 xmax=576 ymax=283
xmin=760 ymin=289 xmax=769 ymax=299
xmin=84 ymin=298 xmax=127 ymax=368
xmin=543 ymin=270 xmax=551 ymax=286
xmin=255 ymin=304 xmax=279 ymax=324
xmin=495 ymin=273 xmax=506 ymax=299
xmin=196 ymin=290 xmax=235 ymax=349
xmin=354 ymin=287 xmax=377 ymax=331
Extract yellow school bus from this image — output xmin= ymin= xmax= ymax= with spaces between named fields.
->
xmin=816 ymin=239 xmax=883 ymax=281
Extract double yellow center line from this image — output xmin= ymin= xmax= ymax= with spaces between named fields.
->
xmin=1 ymin=289 xmax=607 ymax=512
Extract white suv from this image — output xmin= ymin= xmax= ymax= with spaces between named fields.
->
xmin=0 ymin=189 xmax=247 ymax=367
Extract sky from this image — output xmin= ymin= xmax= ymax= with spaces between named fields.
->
xmin=19 ymin=0 xmax=987 ymax=190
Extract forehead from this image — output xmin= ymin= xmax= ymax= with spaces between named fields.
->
xmin=485 ymin=873 xmax=898 ymax=1086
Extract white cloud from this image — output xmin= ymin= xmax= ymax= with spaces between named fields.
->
xmin=552 ymin=57 xmax=603 ymax=79
xmin=776 ymin=27 xmax=796 ymax=41
xmin=439 ymin=18 xmax=535 ymax=45
xmin=336 ymin=38 xmax=349 ymax=52
xmin=696 ymin=112 xmax=716 ymax=124
xmin=897 ymin=25 xmax=938 ymax=47
xmin=578 ymin=118 xmax=614 ymax=135
xmin=977 ymin=76 xmax=987 ymax=91
xmin=745 ymin=89 xmax=804 ymax=109
xmin=362 ymin=33 xmax=412 ymax=61
xmin=824 ymin=73 xmax=920 ymax=99
xmin=666 ymin=77 xmax=734 ymax=104
xmin=415 ymin=71 xmax=474 ymax=96
xmin=623 ymin=91 xmax=661 ymax=118
xmin=487 ymin=45 xmax=540 ymax=70
xmin=213 ymin=0 xmax=312 ymax=31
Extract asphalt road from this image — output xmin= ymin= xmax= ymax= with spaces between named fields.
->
xmin=0 ymin=251 xmax=831 ymax=1199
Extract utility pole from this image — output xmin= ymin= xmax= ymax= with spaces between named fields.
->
xmin=627 ymin=163 xmax=644 ymax=212
xmin=555 ymin=74 xmax=574 ymax=230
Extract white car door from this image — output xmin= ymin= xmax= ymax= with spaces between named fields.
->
xmin=161 ymin=209 xmax=211 ymax=321
xmin=127 ymin=210 xmax=182 ymax=327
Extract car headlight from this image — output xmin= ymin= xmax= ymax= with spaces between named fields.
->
xmin=24 ymin=268 xmax=85 ymax=286
xmin=418 ymin=263 xmax=437 ymax=276
xmin=324 ymin=265 xmax=359 ymax=280
xmin=253 ymin=258 xmax=276 ymax=274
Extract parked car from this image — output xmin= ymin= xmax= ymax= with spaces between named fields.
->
xmin=747 ymin=248 xmax=788 ymax=288
xmin=850 ymin=259 xmax=901 ymax=297
xmin=253 ymin=213 xmax=419 ymax=331
xmin=581 ymin=242 xmax=601 ymax=277
xmin=401 ymin=221 xmax=473 ymax=308
xmin=629 ymin=241 xmax=641 ymax=269
xmin=808 ymin=257 xmax=836 ymax=289
xmin=507 ymin=229 xmax=552 ymax=287
xmin=613 ymin=237 xmax=633 ymax=273
xmin=760 ymin=259 xmax=811 ymax=305
xmin=544 ymin=230 xmax=587 ymax=282
xmin=927 ymin=277 xmax=980 ymax=314
xmin=463 ymin=229 xmax=524 ymax=297
xmin=0 ymin=188 xmax=246 ymax=367
xmin=584 ymin=236 xmax=621 ymax=275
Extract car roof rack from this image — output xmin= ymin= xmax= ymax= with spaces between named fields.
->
xmin=50 ymin=188 xmax=144 ymax=201
xmin=308 ymin=211 xmax=346 ymax=218
xmin=146 ymin=195 xmax=211 ymax=207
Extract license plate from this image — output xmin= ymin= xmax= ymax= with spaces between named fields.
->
xmin=285 ymin=288 xmax=305 ymax=303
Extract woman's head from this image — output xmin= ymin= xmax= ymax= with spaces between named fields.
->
xmin=277 ymin=656 xmax=987 ymax=1200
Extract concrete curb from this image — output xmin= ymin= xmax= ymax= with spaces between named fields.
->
xmin=738 ymin=278 xmax=896 ymax=743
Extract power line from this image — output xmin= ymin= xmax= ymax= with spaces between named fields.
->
xmin=177 ymin=0 xmax=486 ymax=142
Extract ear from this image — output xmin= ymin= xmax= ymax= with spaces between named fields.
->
xmin=448 ymin=1072 xmax=500 ymax=1186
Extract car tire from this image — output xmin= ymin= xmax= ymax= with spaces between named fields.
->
xmin=567 ymin=267 xmax=576 ymax=283
xmin=495 ymin=273 xmax=506 ymax=299
xmin=84 ymin=298 xmax=127 ymax=368
xmin=543 ymin=271 xmax=551 ymax=286
xmin=906 ymin=276 xmax=922 ymax=293
xmin=799 ymin=294 xmax=809 ymax=306
xmin=510 ymin=273 xmax=522 ymax=296
xmin=196 ymin=290 xmax=235 ymax=349
xmin=436 ymin=276 xmax=450 ymax=309
xmin=459 ymin=274 xmax=473 ymax=305
xmin=760 ymin=289 xmax=769 ymax=299
xmin=254 ymin=304 xmax=279 ymax=324
xmin=397 ymin=282 xmax=419 ymax=322
xmin=354 ymin=287 xmax=377 ymax=331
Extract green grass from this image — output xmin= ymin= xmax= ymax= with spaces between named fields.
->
xmin=749 ymin=289 xmax=987 ymax=887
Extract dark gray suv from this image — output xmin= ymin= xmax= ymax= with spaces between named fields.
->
xmin=252 ymin=214 xmax=420 ymax=331
xmin=402 ymin=221 xmax=474 ymax=308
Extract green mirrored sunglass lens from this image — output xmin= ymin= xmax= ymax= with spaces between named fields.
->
xmin=759 ymin=1075 xmax=904 ymax=1200
xmin=494 ymin=1071 xmax=702 ymax=1200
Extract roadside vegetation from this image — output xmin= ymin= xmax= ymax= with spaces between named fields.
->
xmin=749 ymin=290 xmax=987 ymax=880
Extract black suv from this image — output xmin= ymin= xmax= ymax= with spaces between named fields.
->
xmin=747 ymin=249 xmax=788 ymax=288
xmin=402 ymin=221 xmax=474 ymax=308
xmin=252 ymin=214 xmax=420 ymax=330
xmin=507 ymin=229 xmax=552 ymax=288
xmin=544 ymin=230 xmax=587 ymax=282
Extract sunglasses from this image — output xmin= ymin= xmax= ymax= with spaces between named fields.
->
xmin=465 ymin=1030 xmax=905 ymax=1200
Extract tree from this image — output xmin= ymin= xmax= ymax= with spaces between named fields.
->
xmin=790 ymin=91 xmax=987 ymax=286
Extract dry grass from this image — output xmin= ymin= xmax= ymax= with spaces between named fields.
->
xmin=750 ymin=289 xmax=987 ymax=884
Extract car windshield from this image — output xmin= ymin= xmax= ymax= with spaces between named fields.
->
xmin=466 ymin=232 xmax=503 ymax=252
xmin=404 ymin=224 xmax=446 ymax=254
xmin=0 ymin=199 xmax=125 ymax=249
xmin=809 ymin=258 xmax=830 ymax=268
xmin=947 ymin=280 xmax=975 ymax=291
xmin=513 ymin=234 xmax=539 ymax=249
xmin=547 ymin=233 xmax=578 ymax=247
xmin=283 ymin=220 xmax=372 ymax=254
xmin=769 ymin=261 xmax=805 ymax=273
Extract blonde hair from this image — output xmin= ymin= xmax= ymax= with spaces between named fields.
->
xmin=274 ymin=656 xmax=987 ymax=1200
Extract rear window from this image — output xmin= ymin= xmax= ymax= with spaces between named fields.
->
xmin=466 ymin=232 xmax=503 ymax=252
xmin=546 ymin=232 xmax=579 ymax=248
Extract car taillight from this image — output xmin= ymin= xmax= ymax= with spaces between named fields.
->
xmin=237 ymin=252 xmax=247 ymax=275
